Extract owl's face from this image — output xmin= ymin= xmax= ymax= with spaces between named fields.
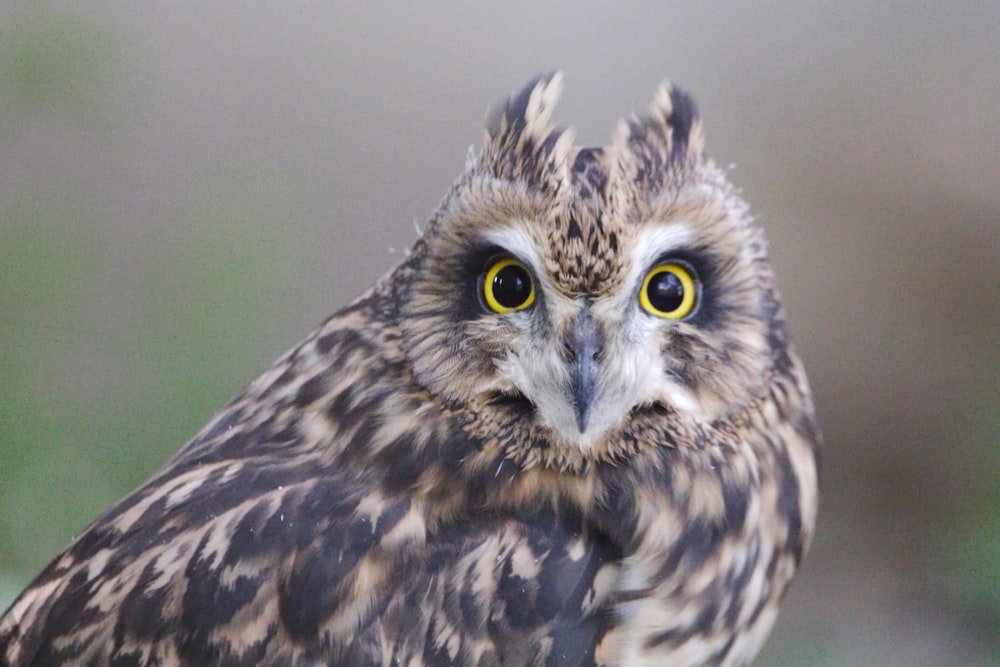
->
xmin=399 ymin=75 xmax=776 ymax=458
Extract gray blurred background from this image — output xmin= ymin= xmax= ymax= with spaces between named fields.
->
xmin=1 ymin=2 xmax=997 ymax=664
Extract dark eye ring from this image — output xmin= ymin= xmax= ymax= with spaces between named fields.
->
xmin=481 ymin=258 xmax=535 ymax=313
xmin=639 ymin=262 xmax=697 ymax=319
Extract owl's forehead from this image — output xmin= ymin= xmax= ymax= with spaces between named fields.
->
xmin=481 ymin=148 xmax=696 ymax=298
xmin=546 ymin=149 xmax=621 ymax=295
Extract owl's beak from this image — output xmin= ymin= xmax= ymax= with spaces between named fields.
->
xmin=568 ymin=310 xmax=601 ymax=433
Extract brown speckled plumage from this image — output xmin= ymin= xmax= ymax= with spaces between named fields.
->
xmin=0 ymin=72 xmax=819 ymax=666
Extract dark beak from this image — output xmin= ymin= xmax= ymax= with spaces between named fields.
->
xmin=568 ymin=310 xmax=601 ymax=433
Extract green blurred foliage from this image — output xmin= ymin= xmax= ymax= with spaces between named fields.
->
xmin=1 ymin=8 xmax=117 ymax=577
xmin=0 ymin=5 xmax=113 ymax=119
xmin=0 ymin=5 xmax=291 ymax=595
xmin=1 ymin=212 xmax=291 ymax=578
xmin=938 ymin=402 xmax=1000 ymax=627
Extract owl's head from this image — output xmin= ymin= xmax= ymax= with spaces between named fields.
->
xmin=397 ymin=73 xmax=785 ymax=459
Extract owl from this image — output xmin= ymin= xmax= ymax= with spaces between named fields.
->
xmin=0 ymin=72 xmax=819 ymax=666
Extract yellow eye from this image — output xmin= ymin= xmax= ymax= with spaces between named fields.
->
xmin=482 ymin=257 xmax=535 ymax=313
xmin=640 ymin=262 xmax=697 ymax=319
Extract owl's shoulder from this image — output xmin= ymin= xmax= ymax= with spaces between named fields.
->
xmin=1 ymin=449 xmax=619 ymax=665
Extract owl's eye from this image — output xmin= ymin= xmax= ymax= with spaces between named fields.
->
xmin=640 ymin=262 xmax=698 ymax=319
xmin=481 ymin=257 xmax=535 ymax=313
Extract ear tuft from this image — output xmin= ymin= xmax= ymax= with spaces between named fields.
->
xmin=478 ymin=72 xmax=573 ymax=190
xmin=485 ymin=71 xmax=563 ymax=142
xmin=611 ymin=81 xmax=705 ymax=199
xmin=647 ymin=81 xmax=703 ymax=162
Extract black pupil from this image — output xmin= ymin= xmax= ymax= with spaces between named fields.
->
xmin=492 ymin=264 xmax=532 ymax=308
xmin=648 ymin=270 xmax=685 ymax=313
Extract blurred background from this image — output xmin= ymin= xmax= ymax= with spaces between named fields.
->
xmin=1 ymin=2 xmax=997 ymax=664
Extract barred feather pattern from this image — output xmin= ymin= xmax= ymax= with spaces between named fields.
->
xmin=0 ymin=72 xmax=819 ymax=667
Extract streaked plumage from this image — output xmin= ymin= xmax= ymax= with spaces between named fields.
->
xmin=0 ymin=72 xmax=819 ymax=666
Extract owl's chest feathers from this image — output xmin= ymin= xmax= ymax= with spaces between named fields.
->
xmin=211 ymin=299 xmax=813 ymax=659
xmin=350 ymin=385 xmax=804 ymax=643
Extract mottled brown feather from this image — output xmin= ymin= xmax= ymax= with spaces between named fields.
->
xmin=1 ymin=72 xmax=819 ymax=667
